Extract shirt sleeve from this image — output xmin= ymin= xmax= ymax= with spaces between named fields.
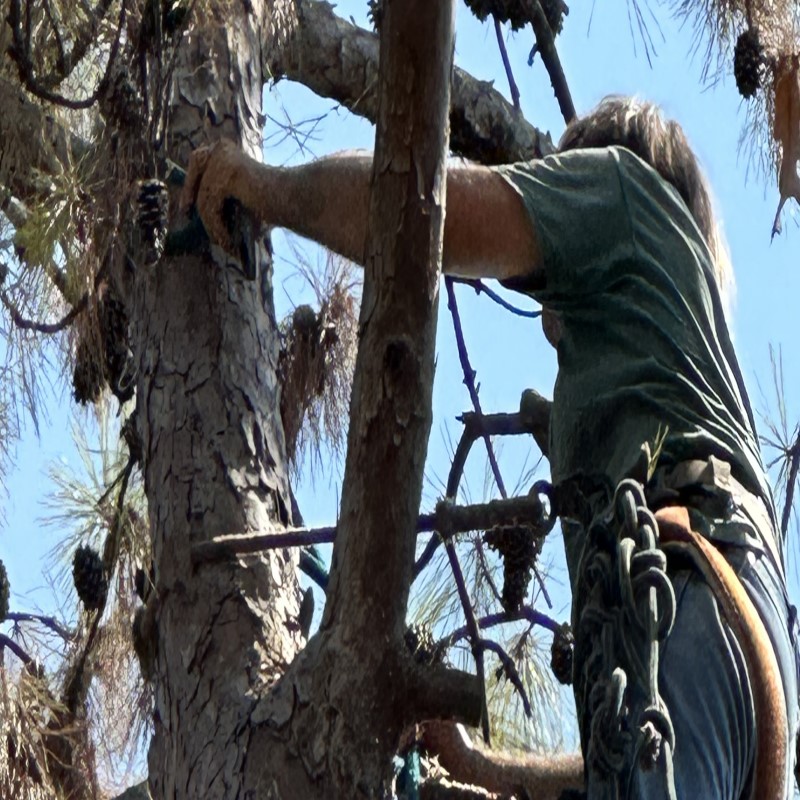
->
xmin=495 ymin=148 xmax=635 ymax=298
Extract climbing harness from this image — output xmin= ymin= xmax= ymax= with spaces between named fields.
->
xmin=566 ymin=471 xmax=788 ymax=800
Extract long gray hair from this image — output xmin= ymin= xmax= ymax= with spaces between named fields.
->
xmin=558 ymin=97 xmax=732 ymax=297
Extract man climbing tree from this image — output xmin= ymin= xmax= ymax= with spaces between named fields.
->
xmin=184 ymin=95 xmax=800 ymax=798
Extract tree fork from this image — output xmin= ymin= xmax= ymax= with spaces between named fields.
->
xmin=246 ymin=2 xmax=484 ymax=796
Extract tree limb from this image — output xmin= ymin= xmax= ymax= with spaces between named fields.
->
xmin=192 ymin=494 xmax=553 ymax=565
xmin=0 ymin=632 xmax=33 ymax=664
xmin=266 ymin=0 xmax=553 ymax=164
xmin=420 ymin=720 xmax=584 ymax=800
xmin=522 ymin=0 xmax=575 ymax=123
xmin=6 ymin=612 xmax=75 ymax=641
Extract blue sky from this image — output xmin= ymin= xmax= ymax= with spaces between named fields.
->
xmin=2 ymin=0 xmax=798 ymax=706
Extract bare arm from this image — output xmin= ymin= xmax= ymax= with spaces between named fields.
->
xmin=182 ymin=141 xmax=541 ymax=282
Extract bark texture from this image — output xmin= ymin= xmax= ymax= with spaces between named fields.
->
xmin=131 ymin=5 xmax=304 ymax=798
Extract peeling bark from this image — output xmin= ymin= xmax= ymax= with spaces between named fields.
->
xmin=267 ymin=0 xmax=553 ymax=164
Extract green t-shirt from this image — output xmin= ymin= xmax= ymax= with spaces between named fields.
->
xmin=497 ymin=146 xmax=778 ymax=558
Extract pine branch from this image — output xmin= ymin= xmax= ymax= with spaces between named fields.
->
xmin=7 ymin=0 xmax=127 ymax=110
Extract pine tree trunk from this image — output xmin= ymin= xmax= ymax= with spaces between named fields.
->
xmin=130 ymin=4 xmax=304 ymax=797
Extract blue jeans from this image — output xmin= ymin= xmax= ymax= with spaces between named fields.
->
xmin=608 ymin=546 xmax=799 ymax=799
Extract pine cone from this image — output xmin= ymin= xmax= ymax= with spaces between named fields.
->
xmin=733 ymin=28 xmax=763 ymax=99
xmin=550 ymin=622 xmax=574 ymax=685
xmin=137 ymin=179 xmax=169 ymax=264
xmin=99 ymin=286 xmax=136 ymax=404
xmin=72 ymin=337 xmax=105 ymax=405
xmin=484 ymin=525 xmax=541 ymax=614
xmin=72 ymin=545 xmax=108 ymax=611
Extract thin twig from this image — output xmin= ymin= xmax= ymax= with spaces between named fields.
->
xmin=522 ymin=0 xmax=576 ymax=123
xmin=479 ymin=638 xmax=532 ymax=718
xmin=443 ymin=535 xmax=491 ymax=744
xmin=443 ymin=413 xmax=502 ymax=603
xmin=6 ymin=612 xmax=74 ymax=641
xmin=780 ymin=433 xmax=800 ymax=539
xmin=452 ymin=277 xmax=541 ymax=319
xmin=446 ymin=277 xmax=552 ymax=606
xmin=494 ymin=17 xmax=521 ymax=110
xmin=441 ymin=606 xmax=562 ymax=649
xmin=445 ymin=278 xmax=507 ymax=499
xmin=0 ymin=289 xmax=88 ymax=334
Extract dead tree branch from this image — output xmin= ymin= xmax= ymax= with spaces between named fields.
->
xmin=0 ymin=633 xmax=33 ymax=664
xmin=7 ymin=0 xmax=126 ymax=109
xmin=6 ymin=612 xmax=75 ymax=641
xmin=267 ymin=0 xmax=553 ymax=164
xmin=522 ymin=0 xmax=575 ymax=123
xmin=192 ymin=494 xmax=551 ymax=565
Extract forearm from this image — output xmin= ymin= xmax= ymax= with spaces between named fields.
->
xmin=243 ymin=154 xmax=372 ymax=265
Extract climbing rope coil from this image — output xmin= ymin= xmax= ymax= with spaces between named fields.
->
xmin=572 ymin=479 xmax=678 ymax=799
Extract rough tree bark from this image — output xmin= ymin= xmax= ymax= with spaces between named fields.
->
xmin=129 ymin=4 xmax=305 ymax=797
